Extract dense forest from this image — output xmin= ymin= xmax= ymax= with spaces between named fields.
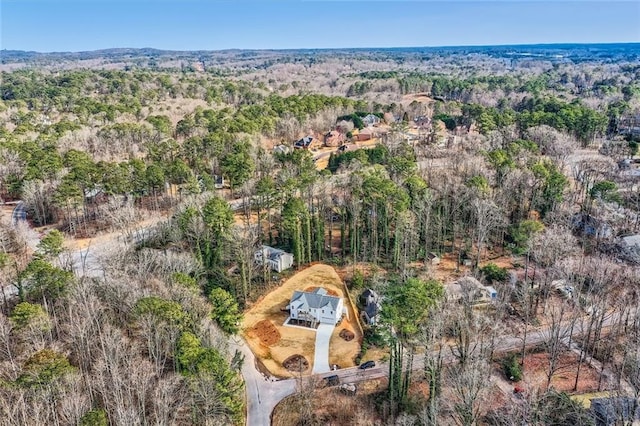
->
xmin=1 ymin=44 xmax=640 ymax=425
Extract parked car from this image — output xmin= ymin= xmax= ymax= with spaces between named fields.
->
xmin=324 ymin=375 xmax=340 ymax=386
xmin=359 ymin=360 xmax=376 ymax=370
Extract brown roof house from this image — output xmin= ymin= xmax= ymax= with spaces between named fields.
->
xmin=354 ymin=127 xmax=377 ymax=142
xmin=324 ymin=130 xmax=345 ymax=147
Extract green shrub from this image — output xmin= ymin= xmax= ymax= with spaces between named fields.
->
xmin=363 ymin=327 xmax=386 ymax=348
xmin=80 ymin=409 xmax=108 ymax=426
xmin=480 ymin=263 xmax=508 ymax=284
xmin=502 ymin=354 xmax=523 ymax=381
xmin=351 ymin=270 xmax=365 ymax=290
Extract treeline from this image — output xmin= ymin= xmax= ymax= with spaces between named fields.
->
xmin=393 ymin=70 xmax=640 ymax=100
xmin=461 ymin=97 xmax=608 ymax=144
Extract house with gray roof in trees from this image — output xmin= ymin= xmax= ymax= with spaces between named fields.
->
xmin=254 ymin=245 xmax=294 ymax=273
xmin=287 ymin=288 xmax=346 ymax=326
xmin=360 ymin=288 xmax=382 ymax=326
xmin=362 ymin=114 xmax=381 ymax=127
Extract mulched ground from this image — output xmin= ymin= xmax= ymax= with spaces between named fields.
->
xmin=251 ymin=320 xmax=281 ymax=346
xmin=283 ymin=354 xmax=309 ymax=372
xmin=339 ymin=329 xmax=355 ymax=341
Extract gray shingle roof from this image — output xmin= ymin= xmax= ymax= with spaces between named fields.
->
xmin=291 ymin=288 xmax=341 ymax=311
xmin=622 ymin=235 xmax=640 ymax=248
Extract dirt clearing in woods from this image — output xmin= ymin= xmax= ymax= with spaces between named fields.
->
xmin=515 ymin=350 xmax=602 ymax=393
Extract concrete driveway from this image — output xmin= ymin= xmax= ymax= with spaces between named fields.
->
xmin=312 ymin=323 xmax=334 ymax=374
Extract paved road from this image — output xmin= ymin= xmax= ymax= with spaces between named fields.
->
xmin=312 ymin=324 xmax=334 ymax=374
xmin=229 ymin=337 xmax=296 ymax=426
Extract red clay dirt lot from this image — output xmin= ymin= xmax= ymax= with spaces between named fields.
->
xmin=513 ymin=350 xmax=602 ymax=394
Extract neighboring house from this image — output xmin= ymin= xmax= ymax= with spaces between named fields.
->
xmin=552 ymin=279 xmax=575 ymax=299
xmin=360 ymin=288 xmax=382 ymax=326
xmin=619 ymin=234 xmax=640 ymax=264
xmin=447 ymin=276 xmax=498 ymax=304
xmin=591 ymin=397 xmax=640 ymax=426
xmin=427 ymin=252 xmax=441 ymax=266
xmin=414 ymin=115 xmax=431 ymax=128
xmin=362 ymin=114 xmax=381 ymax=127
xmin=287 ymin=288 xmax=346 ymax=326
xmin=571 ymin=213 xmax=614 ymax=239
xmin=214 ymin=175 xmax=225 ymax=189
xmin=355 ymin=132 xmax=372 ymax=142
xmin=273 ymin=144 xmax=290 ymax=155
xmin=324 ymin=130 xmax=345 ymax=147
xmin=618 ymin=114 xmax=640 ymax=137
xmin=621 ymin=168 xmax=640 ymax=178
xmin=294 ymin=136 xmax=319 ymax=150
xmin=619 ymin=158 xmax=633 ymax=170
xmin=354 ymin=128 xmax=377 ymax=142
xmin=623 ymin=234 xmax=640 ymax=249
xmin=254 ymin=245 xmax=294 ymax=273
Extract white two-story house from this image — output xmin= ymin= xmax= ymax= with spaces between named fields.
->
xmin=287 ymin=288 xmax=346 ymax=326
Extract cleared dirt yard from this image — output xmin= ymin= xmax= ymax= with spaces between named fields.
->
xmin=515 ymin=350 xmax=602 ymax=393
xmin=242 ymin=264 xmax=362 ymax=378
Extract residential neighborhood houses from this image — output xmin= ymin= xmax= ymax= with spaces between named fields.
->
xmin=278 ymin=111 xmax=444 ymax=163
xmin=254 ymin=245 xmax=294 ymax=273
xmin=286 ymin=287 xmax=347 ymax=327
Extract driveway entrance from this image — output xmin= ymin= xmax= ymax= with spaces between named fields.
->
xmin=312 ymin=323 xmax=334 ymax=374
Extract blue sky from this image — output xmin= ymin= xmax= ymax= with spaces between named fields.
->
xmin=2 ymin=1 xmax=639 ymax=52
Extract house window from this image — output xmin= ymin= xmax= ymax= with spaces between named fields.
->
xmin=322 ymin=310 xmax=325 ymax=314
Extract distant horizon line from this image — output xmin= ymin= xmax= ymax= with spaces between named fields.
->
xmin=3 ymin=41 xmax=640 ymax=55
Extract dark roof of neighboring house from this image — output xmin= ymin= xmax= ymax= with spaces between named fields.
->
xmin=362 ymin=288 xmax=378 ymax=299
xmin=294 ymin=136 xmax=314 ymax=147
xmin=361 ymin=288 xmax=381 ymax=321
xmin=364 ymin=301 xmax=380 ymax=319
xmin=291 ymin=288 xmax=341 ymax=311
